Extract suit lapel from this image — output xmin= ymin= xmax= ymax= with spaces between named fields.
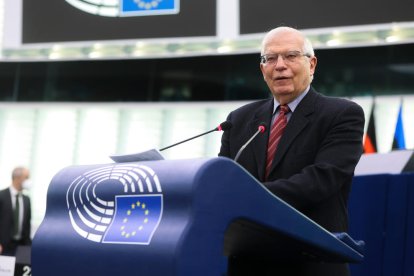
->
xmin=5 ymin=188 xmax=13 ymax=213
xmin=250 ymin=99 xmax=274 ymax=181
xmin=270 ymin=89 xmax=317 ymax=171
xmin=23 ymin=195 xmax=28 ymax=216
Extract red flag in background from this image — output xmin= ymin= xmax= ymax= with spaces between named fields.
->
xmin=364 ymin=103 xmax=377 ymax=154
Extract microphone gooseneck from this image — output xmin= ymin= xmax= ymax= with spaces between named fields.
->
xmin=234 ymin=122 xmax=267 ymax=162
xmin=159 ymin=121 xmax=232 ymax=152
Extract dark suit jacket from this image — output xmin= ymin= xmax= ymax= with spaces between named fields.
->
xmin=0 ymin=187 xmax=32 ymax=255
xmin=219 ymin=87 xmax=365 ymax=275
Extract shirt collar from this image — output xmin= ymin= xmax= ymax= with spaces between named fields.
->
xmin=9 ymin=185 xmax=20 ymax=196
xmin=273 ymin=85 xmax=310 ymax=114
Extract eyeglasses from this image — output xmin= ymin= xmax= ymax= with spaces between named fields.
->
xmin=260 ymin=51 xmax=311 ymax=65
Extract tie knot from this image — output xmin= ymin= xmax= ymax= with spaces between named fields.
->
xmin=279 ymin=105 xmax=290 ymax=114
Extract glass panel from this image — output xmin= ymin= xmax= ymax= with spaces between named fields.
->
xmin=74 ymin=108 xmax=119 ymax=164
xmin=29 ymin=108 xmax=78 ymax=225
xmin=160 ymin=107 xmax=208 ymax=159
xmin=0 ymin=108 xmax=35 ymax=189
xmin=116 ymin=107 xmax=164 ymax=154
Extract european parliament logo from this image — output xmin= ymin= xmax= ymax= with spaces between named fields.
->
xmin=66 ymin=164 xmax=163 ymax=245
xmin=65 ymin=0 xmax=180 ymax=17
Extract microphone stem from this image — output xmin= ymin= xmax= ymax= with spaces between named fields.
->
xmin=234 ymin=129 xmax=262 ymax=162
xmin=159 ymin=128 xmax=217 ymax=151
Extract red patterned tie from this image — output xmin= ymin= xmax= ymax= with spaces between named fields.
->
xmin=265 ymin=105 xmax=290 ymax=179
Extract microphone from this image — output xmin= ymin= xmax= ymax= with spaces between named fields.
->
xmin=234 ymin=122 xmax=267 ymax=162
xmin=159 ymin=121 xmax=232 ymax=151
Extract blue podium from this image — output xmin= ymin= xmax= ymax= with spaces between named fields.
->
xmin=32 ymin=157 xmax=363 ymax=275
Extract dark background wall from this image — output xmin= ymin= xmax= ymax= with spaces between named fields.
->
xmin=22 ymin=0 xmax=216 ymax=43
xmin=240 ymin=0 xmax=414 ymax=34
xmin=22 ymin=0 xmax=414 ymax=43
xmin=1 ymin=43 xmax=414 ymax=102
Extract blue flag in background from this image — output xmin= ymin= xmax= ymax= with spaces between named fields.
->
xmin=120 ymin=0 xmax=179 ymax=16
xmin=392 ymin=104 xmax=406 ymax=150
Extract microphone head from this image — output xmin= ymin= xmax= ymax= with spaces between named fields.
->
xmin=258 ymin=122 xmax=267 ymax=133
xmin=217 ymin=121 xmax=233 ymax=131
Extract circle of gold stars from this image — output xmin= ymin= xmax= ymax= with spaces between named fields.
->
xmin=120 ymin=200 xmax=150 ymax=238
xmin=134 ymin=0 xmax=162 ymax=10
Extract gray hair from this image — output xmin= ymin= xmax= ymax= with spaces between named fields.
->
xmin=303 ymin=37 xmax=314 ymax=57
xmin=261 ymin=26 xmax=315 ymax=57
xmin=12 ymin=166 xmax=27 ymax=180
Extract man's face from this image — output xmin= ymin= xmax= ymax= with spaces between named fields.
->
xmin=260 ymin=30 xmax=317 ymax=105
xmin=15 ymin=169 xmax=30 ymax=191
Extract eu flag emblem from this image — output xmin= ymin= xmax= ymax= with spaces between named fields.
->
xmin=103 ymin=194 xmax=163 ymax=244
xmin=120 ymin=0 xmax=179 ymax=16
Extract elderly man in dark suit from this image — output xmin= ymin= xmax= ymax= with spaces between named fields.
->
xmin=219 ymin=26 xmax=365 ymax=276
xmin=0 ymin=167 xmax=32 ymax=256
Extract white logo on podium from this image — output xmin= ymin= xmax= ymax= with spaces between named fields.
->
xmin=66 ymin=164 xmax=163 ymax=245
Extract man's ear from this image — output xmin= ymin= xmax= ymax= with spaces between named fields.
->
xmin=309 ymin=56 xmax=317 ymax=75
xmin=260 ymin=63 xmax=266 ymax=80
